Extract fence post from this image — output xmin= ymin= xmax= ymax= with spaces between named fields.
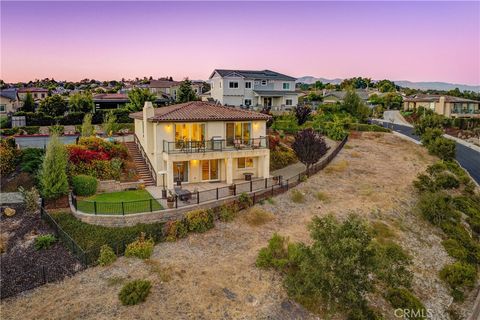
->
xmin=265 ymin=178 xmax=267 ymax=189
xmin=121 ymin=202 xmax=125 ymax=216
xmin=41 ymin=265 xmax=46 ymax=284
xmin=94 ymin=201 xmax=97 ymax=215
xmin=216 ymin=188 xmax=219 ymax=200
xmin=197 ymin=191 xmax=200 ymax=204
xmin=271 ymin=185 xmax=274 ymax=197
xmin=150 ymin=199 xmax=153 ymax=212
xmin=175 ymin=195 xmax=178 ymax=208
xmin=253 ymin=192 xmax=256 ymax=204
xmin=233 ymin=184 xmax=236 ymax=196
xmin=250 ymin=181 xmax=253 ymax=192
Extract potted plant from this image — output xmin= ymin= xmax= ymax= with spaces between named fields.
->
xmin=167 ymin=191 xmax=175 ymax=209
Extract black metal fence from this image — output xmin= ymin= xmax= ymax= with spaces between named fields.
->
xmin=72 ymin=136 xmax=348 ymax=215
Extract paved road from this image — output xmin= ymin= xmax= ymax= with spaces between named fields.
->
xmin=374 ymin=121 xmax=480 ymax=185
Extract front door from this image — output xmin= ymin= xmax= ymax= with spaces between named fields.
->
xmin=263 ymin=97 xmax=272 ymax=107
xmin=201 ymin=160 xmax=219 ymax=181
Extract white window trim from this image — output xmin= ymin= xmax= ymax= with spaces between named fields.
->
xmin=283 ymin=82 xmax=290 ymax=90
xmin=229 ymin=81 xmax=239 ymax=89
xmin=261 ymin=80 xmax=267 ymax=86
xmin=244 ymin=99 xmax=252 ymax=106
xmin=237 ymin=157 xmax=254 ymax=169
xmin=245 ymin=81 xmax=252 ymax=89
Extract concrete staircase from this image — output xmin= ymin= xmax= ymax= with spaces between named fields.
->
xmin=125 ymin=142 xmax=156 ymax=186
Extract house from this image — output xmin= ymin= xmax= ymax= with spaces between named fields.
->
xmin=321 ymin=89 xmax=372 ymax=104
xmin=208 ymin=69 xmax=299 ymax=110
xmin=403 ymin=94 xmax=480 ymax=118
xmin=129 ymin=101 xmax=271 ymax=189
xmin=149 ymin=79 xmax=203 ymax=101
xmin=17 ymin=87 xmax=48 ymax=106
xmin=0 ymin=88 xmax=20 ymax=114
xmin=93 ymin=93 xmax=169 ymax=110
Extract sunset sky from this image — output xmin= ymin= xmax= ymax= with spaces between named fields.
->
xmin=1 ymin=1 xmax=479 ymax=85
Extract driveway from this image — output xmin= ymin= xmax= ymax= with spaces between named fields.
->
xmin=373 ymin=120 xmax=480 ymax=185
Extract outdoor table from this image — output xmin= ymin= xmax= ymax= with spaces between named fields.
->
xmin=176 ymin=189 xmax=192 ymax=201
xmin=243 ymin=173 xmax=253 ymax=181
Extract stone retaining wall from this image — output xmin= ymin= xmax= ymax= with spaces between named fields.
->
xmin=97 ymin=180 xmax=145 ymax=193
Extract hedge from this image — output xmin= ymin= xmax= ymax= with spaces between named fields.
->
xmin=71 ymin=175 xmax=98 ymax=196
xmin=347 ymin=123 xmax=391 ymax=132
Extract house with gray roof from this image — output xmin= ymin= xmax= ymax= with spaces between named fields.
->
xmin=0 ymin=88 xmax=20 ymax=114
xmin=208 ymin=69 xmax=299 ymax=110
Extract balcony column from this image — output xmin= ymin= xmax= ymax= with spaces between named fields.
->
xmin=166 ymin=160 xmax=174 ymax=190
xmin=261 ymin=153 xmax=270 ymax=178
xmin=226 ymin=156 xmax=233 ymax=184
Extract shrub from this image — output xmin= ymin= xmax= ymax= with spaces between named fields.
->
xmin=420 ymin=127 xmax=443 ymax=146
xmin=324 ymin=121 xmax=348 ymax=141
xmin=164 ymin=220 xmax=188 ymax=242
xmin=18 ymin=186 xmax=40 ymax=214
xmin=426 ymin=137 xmax=456 ymax=161
xmin=20 ymin=148 xmax=44 ymax=174
xmin=38 ymin=134 xmax=69 ymax=200
xmin=270 ymin=149 xmax=298 ymax=171
xmin=416 ymin=192 xmax=459 ymax=225
xmin=238 ymin=192 xmax=253 ymax=208
xmin=385 ymin=288 xmax=426 ymax=320
xmin=218 ymin=203 xmax=238 ymax=222
xmin=442 ymin=239 xmax=469 ymax=261
xmin=413 ymin=174 xmax=436 ymax=192
xmin=315 ymin=192 xmax=329 ymax=202
xmin=34 ymin=234 xmax=56 ymax=250
xmin=440 ymin=262 xmax=477 ymax=301
xmin=97 ymin=245 xmax=117 ymax=266
xmin=434 ymin=173 xmax=460 ymax=190
xmin=243 ymin=207 xmax=274 ymax=226
xmin=0 ymin=138 xmax=18 ymax=175
xmin=119 ymin=280 xmax=151 ymax=306
xmin=256 ymin=233 xmax=292 ymax=269
xmin=185 ymin=209 xmax=214 ymax=233
xmin=81 ymin=113 xmax=94 ymax=137
xmin=125 ymin=232 xmax=154 ymax=259
xmin=290 ymin=189 xmax=305 ymax=203
xmin=50 ymin=212 xmax=165 ymax=263
xmin=372 ymin=242 xmax=413 ymax=288
xmin=71 ymin=175 xmax=98 ymax=196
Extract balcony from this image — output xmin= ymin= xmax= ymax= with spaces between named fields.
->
xmin=163 ymin=137 xmax=268 ymax=154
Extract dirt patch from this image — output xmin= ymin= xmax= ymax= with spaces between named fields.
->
xmin=0 ymin=204 xmax=83 ymax=299
xmin=1 ymin=132 xmax=474 ymax=319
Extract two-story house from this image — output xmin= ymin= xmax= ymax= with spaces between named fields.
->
xmin=403 ymin=94 xmax=480 ymax=118
xmin=17 ymin=87 xmax=48 ymax=107
xmin=129 ymin=101 xmax=271 ymax=189
xmin=209 ymin=69 xmax=299 ymax=110
xmin=149 ymin=79 xmax=203 ymax=101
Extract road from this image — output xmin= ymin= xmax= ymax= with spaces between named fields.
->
xmin=373 ymin=120 xmax=480 ymax=185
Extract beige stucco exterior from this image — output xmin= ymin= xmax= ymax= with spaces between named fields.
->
xmin=0 ymin=96 xmax=19 ymax=114
xmin=403 ymin=96 xmax=480 ymax=118
xmin=135 ymin=103 xmax=270 ymax=190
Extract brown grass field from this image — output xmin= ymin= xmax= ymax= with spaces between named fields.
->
xmin=1 ymin=132 xmax=477 ymax=319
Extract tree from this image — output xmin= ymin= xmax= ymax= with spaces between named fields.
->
xmin=375 ymin=79 xmax=396 ymax=93
xmin=294 ymin=105 xmax=312 ymax=125
xmin=102 ymin=111 xmax=117 ymax=136
xmin=125 ymin=88 xmax=157 ymax=111
xmin=81 ymin=113 xmax=94 ymax=137
xmin=177 ymin=79 xmax=197 ymax=103
xmin=260 ymin=106 xmax=273 ymax=128
xmin=69 ymin=92 xmax=94 ymax=113
xmin=292 ymin=128 xmax=329 ymax=170
xmin=38 ymin=94 xmax=68 ymax=117
xmin=38 ymin=133 xmax=69 ymax=200
xmin=22 ymin=92 xmax=35 ymax=112
xmin=341 ymin=89 xmax=370 ymax=121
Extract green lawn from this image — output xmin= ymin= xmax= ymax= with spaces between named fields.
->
xmin=77 ymin=189 xmax=163 ymax=215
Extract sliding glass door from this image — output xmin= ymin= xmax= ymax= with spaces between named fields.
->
xmin=201 ymin=160 xmax=219 ymax=181
xmin=226 ymin=122 xmax=251 ymax=146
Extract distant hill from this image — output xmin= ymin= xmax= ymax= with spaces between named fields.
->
xmin=296 ymin=76 xmax=480 ymax=92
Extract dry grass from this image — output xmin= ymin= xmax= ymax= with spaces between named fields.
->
xmin=371 ymin=220 xmax=397 ymax=244
xmin=144 ymin=259 xmax=173 ymax=282
xmin=350 ymin=151 xmax=362 ymax=158
xmin=242 ymin=207 xmax=275 ymax=226
xmin=0 ymin=233 xmax=8 ymax=253
xmin=315 ymin=191 xmax=330 ymax=202
xmin=106 ymin=276 xmax=127 ymax=287
xmin=324 ymin=159 xmax=349 ymax=173
xmin=3 ymin=133 xmax=460 ymax=320
xmin=290 ymin=189 xmax=305 ymax=203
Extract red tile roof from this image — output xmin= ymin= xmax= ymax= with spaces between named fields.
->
xmin=93 ymin=93 xmax=128 ymax=100
xmin=129 ymin=101 xmax=271 ymax=122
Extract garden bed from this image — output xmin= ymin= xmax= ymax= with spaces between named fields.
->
xmin=0 ymin=204 xmax=83 ymax=299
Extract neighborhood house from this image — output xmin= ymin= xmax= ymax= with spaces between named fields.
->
xmin=130 ymin=101 xmax=271 ymax=190
xmin=208 ymin=69 xmax=299 ymax=110
xmin=403 ymin=94 xmax=480 ymax=118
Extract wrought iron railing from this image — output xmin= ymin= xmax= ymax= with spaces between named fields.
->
xmin=162 ymin=136 xmax=268 ymax=154
xmin=133 ymin=133 xmax=157 ymax=185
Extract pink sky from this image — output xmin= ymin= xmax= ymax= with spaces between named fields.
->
xmin=1 ymin=1 xmax=479 ymax=85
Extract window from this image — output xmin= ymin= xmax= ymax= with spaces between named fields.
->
xmin=286 ymin=99 xmax=293 ymax=106
xmin=237 ymin=157 xmax=253 ymax=169
xmin=0 ymin=104 xmax=5 ymax=112
xmin=229 ymin=81 xmax=239 ymax=88
xmin=211 ymin=82 xmax=214 ymax=89
xmin=261 ymin=80 xmax=267 ymax=86
xmin=283 ymin=83 xmax=290 ymax=90
xmin=245 ymin=82 xmax=252 ymax=89
xmin=41 ymin=93 xmax=45 ymax=98
xmin=244 ymin=99 xmax=252 ymax=106
xmin=226 ymin=122 xmax=251 ymax=146
xmin=254 ymin=81 xmax=260 ymax=85
xmin=34 ymin=93 xmax=38 ymax=98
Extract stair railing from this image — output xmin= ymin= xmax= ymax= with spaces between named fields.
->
xmin=133 ymin=134 xmax=157 ymax=186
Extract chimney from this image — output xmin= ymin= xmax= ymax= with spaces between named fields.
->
xmin=143 ymin=101 xmax=154 ymax=120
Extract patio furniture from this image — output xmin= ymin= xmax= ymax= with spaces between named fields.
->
xmin=243 ymin=173 xmax=253 ymax=181
xmin=234 ymin=139 xmax=246 ymax=149
xmin=251 ymin=139 xmax=261 ymax=149
xmin=176 ymin=189 xmax=192 ymax=201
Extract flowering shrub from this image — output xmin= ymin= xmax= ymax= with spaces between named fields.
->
xmin=0 ymin=138 xmax=18 ymax=175
xmin=67 ymin=145 xmax=109 ymax=164
xmin=78 ymin=137 xmax=128 ymax=159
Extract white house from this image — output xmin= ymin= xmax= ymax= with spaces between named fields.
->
xmin=130 ymin=101 xmax=271 ymax=190
xmin=208 ymin=69 xmax=299 ymax=110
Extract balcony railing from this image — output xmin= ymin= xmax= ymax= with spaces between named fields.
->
xmin=163 ymin=137 xmax=268 ymax=154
